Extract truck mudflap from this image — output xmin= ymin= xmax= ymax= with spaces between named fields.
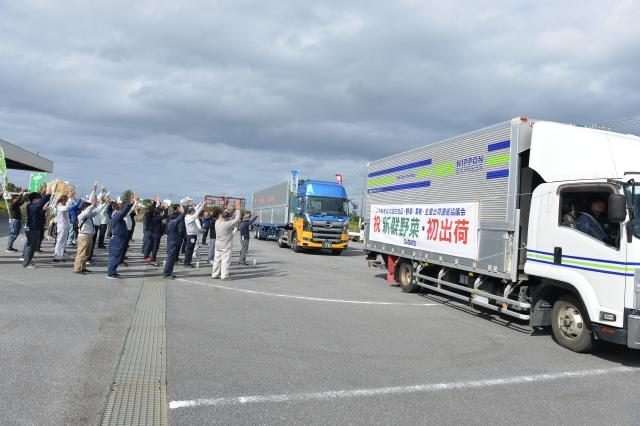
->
xmin=628 ymin=314 xmax=640 ymax=349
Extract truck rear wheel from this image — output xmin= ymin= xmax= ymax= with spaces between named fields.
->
xmin=551 ymin=295 xmax=593 ymax=353
xmin=291 ymin=232 xmax=301 ymax=253
xmin=277 ymin=231 xmax=287 ymax=248
xmin=398 ymin=262 xmax=418 ymax=293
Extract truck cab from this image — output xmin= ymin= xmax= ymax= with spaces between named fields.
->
xmin=286 ymin=180 xmax=350 ymax=255
xmin=521 ymin=121 xmax=640 ymax=351
xmin=526 ymin=176 xmax=640 ymax=351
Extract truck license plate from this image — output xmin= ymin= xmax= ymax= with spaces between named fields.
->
xmin=323 ymin=241 xmax=332 ymax=249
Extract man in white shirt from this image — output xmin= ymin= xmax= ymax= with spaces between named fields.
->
xmin=183 ymin=200 xmax=205 ymax=267
xmin=211 ymin=201 xmax=242 ymax=280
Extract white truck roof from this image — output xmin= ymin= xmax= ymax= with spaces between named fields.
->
xmin=530 ymin=121 xmax=640 ymax=182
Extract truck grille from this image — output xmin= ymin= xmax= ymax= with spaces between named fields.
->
xmin=311 ymin=222 xmax=344 ymax=243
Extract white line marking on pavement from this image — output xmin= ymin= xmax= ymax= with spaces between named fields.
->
xmin=176 ymin=278 xmax=440 ymax=306
xmin=169 ymin=366 xmax=637 ymax=410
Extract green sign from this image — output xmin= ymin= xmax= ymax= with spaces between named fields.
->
xmin=0 ymin=145 xmax=7 ymax=190
xmin=29 ymin=172 xmax=47 ymax=192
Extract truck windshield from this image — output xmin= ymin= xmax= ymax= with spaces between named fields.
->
xmin=624 ymin=183 xmax=640 ymax=239
xmin=306 ymin=197 xmax=348 ymax=215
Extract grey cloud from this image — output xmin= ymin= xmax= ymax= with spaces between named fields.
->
xmin=0 ymin=0 xmax=639 ymax=205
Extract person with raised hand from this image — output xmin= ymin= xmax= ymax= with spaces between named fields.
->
xmin=88 ymin=187 xmax=109 ymax=265
xmin=22 ymin=185 xmax=53 ymax=268
xmin=238 ymin=212 xmax=258 ymax=265
xmin=97 ymin=186 xmax=110 ymax=249
xmin=183 ymin=199 xmax=206 ymax=267
xmin=146 ymin=199 xmax=168 ymax=267
xmin=118 ymin=192 xmax=141 ymax=267
xmin=211 ymin=200 xmax=242 ymax=280
xmin=142 ymin=195 xmax=160 ymax=257
xmin=6 ymin=189 xmax=27 ymax=253
xmin=53 ymin=190 xmax=77 ymax=262
xmin=163 ymin=204 xmax=186 ymax=279
xmin=106 ymin=193 xmax=140 ymax=279
xmin=74 ymin=188 xmax=108 ymax=274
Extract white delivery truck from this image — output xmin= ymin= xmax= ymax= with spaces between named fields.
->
xmin=364 ymin=116 xmax=640 ymax=352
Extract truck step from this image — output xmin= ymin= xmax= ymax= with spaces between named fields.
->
xmin=368 ymin=260 xmax=383 ymax=268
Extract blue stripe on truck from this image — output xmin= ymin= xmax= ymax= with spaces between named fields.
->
xmin=368 ymin=159 xmax=432 ymax=178
xmin=367 ymin=180 xmax=431 ymax=194
xmin=487 ymin=140 xmax=510 ymax=151
xmin=486 ymin=169 xmax=509 ymax=179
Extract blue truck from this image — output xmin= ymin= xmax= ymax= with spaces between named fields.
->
xmin=252 ymin=177 xmax=350 ymax=255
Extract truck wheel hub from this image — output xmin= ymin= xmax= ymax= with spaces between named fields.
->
xmin=558 ymin=305 xmax=583 ymax=339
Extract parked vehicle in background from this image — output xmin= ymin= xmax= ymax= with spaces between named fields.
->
xmin=364 ymin=116 xmax=640 ymax=352
xmin=252 ymin=172 xmax=350 ymax=255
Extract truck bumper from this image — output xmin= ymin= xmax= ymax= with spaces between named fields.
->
xmin=628 ymin=314 xmax=640 ymax=349
xmin=592 ymin=324 xmax=627 ymax=346
xmin=592 ymin=314 xmax=640 ymax=349
xmin=301 ymin=241 xmax=348 ymax=249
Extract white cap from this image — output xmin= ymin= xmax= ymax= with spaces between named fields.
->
xmin=163 ymin=199 xmax=172 ymax=206
xmin=180 ymin=197 xmax=193 ymax=205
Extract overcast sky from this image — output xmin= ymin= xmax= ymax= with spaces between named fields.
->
xmin=1 ymin=1 xmax=639 ymax=208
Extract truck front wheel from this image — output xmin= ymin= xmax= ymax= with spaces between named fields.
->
xmin=291 ymin=232 xmax=301 ymax=253
xmin=551 ymin=295 xmax=593 ymax=353
xmin=398 ymin=262 xmax=418 ymax=293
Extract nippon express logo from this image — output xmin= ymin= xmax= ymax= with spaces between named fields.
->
xmin=456 ymin=156 xmax=483 ymax=174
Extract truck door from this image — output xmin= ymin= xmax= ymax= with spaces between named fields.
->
xmin=526 ymin=183 xmax=626 ymax=328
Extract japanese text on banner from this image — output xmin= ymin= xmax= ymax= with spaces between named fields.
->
xmin=369 ymin=203 xmax=479 ymax=259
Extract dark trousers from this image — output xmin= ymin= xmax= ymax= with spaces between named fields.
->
xmin=129 ymin=221 xmax=136 ymax=241
xmin=183 ymin=234 xmax=197 ymax=265
xmin=36 ymin=228 xmax=45 ymax=251
xmin=201 ymin=229 xmax=209 ymax=245
xmin=108 ymin=237 xmax=125 ymax=277
xmin=88 ymin=231 xmax=98 ymax=261
xmin=22 ymin=229 xmax=40 ymax=267
xmin=239 ymin=237 xmax=250 ymax=264
xmin=119 ymin=233 xmax=132 ymax=265
xmin=142 ymin=230 xmax=152 ymax=256
xmin=163 ymin=243 xmax=179 ymax=277
xmin=179 ymin=234 xmax=187 ymax=254
xmin=150 ymin=234 xmax=162 ymax=261
xmin=98 ymin=224 xmax=107 ymax=248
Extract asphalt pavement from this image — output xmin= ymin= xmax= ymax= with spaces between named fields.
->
xmin=1 ymin=228 xmax=639 ymax=425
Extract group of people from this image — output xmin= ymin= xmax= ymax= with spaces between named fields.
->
xmin=4 ymin=183 xmax=258 ymax=281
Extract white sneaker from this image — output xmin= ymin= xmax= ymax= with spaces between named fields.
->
xmin=19 ymin=257 xmax=24 ymax=261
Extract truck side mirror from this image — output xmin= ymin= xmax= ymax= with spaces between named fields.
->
xmin=608 ymin=194 xmax=627 ymax=223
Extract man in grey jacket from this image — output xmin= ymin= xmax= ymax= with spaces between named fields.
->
xmin=211 ymin=201 xmax=241 ymax=280
xmin=238 ymin=213 xmax=258 ymax=265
